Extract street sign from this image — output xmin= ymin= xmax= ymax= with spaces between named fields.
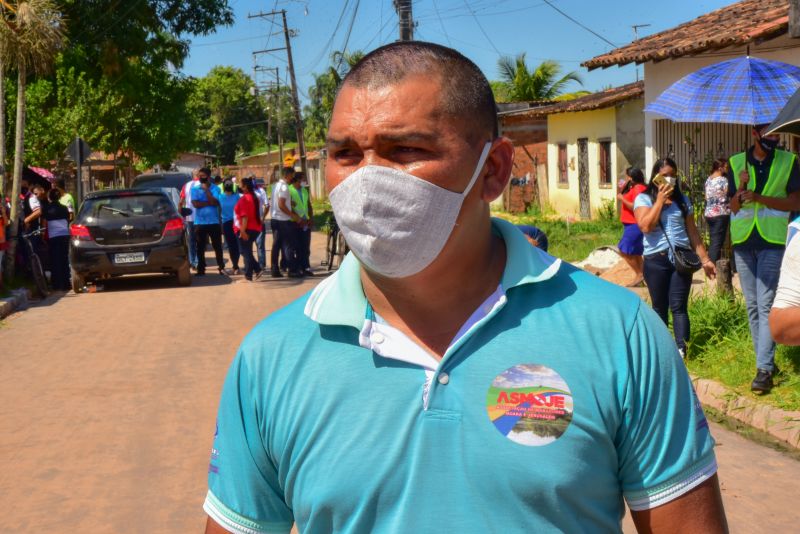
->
xmin=66 ymin=137 xmax=91 ymax=166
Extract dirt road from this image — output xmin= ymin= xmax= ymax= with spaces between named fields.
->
xmin=1 ymin=233 xmax=798 ymax=532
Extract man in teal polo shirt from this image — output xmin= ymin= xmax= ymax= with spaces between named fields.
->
xmin=204 ymin=42 xmax=727 ymax=534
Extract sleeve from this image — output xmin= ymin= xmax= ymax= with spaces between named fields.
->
xmin=726 ymin=166 xmax=736 ymax=198
xmin=616 ymin=304 xmax=717 ymax=511
xmin=204 ymin=352 xmax=294 ymax=534
xmin=632 ymin=193 xmax=651 ymax=210
xmin=684 ymin=195 xmax=694 ymax=216
xmin=772 ymin=232 xmax=800 ymax=309
xmin=29 ymin=195 xmax=41 ymax=211
xmin=785 ymin=158 xmax=800 ymax=194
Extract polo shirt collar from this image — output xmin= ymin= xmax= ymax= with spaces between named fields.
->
xmin=304 ymin=217 xmax=561 ymax=328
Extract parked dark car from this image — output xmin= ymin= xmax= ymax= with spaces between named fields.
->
xmin=69 ymin=189 xmax=192 ymax=292
xmin=132 ymin=172 xmax=191 ymax=194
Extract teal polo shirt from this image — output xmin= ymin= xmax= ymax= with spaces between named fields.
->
xmin=205 ymin=218 xmax=716 ymax=534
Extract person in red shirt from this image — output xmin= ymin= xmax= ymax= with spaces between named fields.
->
xmin=617 ymin=167 xmax=647 ymax=287
xmin=234 ymin=177 xmax=264 ymax=281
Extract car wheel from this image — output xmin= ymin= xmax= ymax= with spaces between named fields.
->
xmin=71 ymin=268 xmax=85 ymax=294
xmin=176 ymin=262 xmax=192 ymax=287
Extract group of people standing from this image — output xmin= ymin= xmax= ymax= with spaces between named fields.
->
xmin=615 ymin=124 xmax=800 ymax=393
xmin=179 ymin=166 xmax=314 ymax=281
xmin=8 ymin=177 xmax=76 ymax=291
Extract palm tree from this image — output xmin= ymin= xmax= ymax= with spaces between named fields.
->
xmin=0 ymin=0 xmax=65 ymax=279
xmin=497 ymin=54 xmax=587 ymax=102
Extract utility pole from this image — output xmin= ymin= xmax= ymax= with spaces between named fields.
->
xmin=394 ymin=0 xmax=414 ymax=41
xmin=252 ymin=65 xmax=281 ymax=180
xmin=249 ymin=10 xmax=307 ymax=178
xmin=631 ymin=24 xmax=651 ymax=82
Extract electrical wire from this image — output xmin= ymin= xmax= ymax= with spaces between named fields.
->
xmin=431 ymin=0 xmax=452 ymax=47
xmin=542 ymin=0 xmax=617 ymax=48
xmin=460 ymin=0 xmax=502 ymax=56
xmin=335 ymin=0 xmax=361 ymax=71
xmin=301 ymin=0 xmax=352 ymax=74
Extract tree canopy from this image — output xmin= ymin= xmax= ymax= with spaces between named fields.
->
xmin=304 ymin=51 xmax=363 ymax=144
xmin=496 ymin=54 xmax=587 ymax=102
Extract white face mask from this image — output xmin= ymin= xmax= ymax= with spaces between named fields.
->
xmin=329 ymin=142 xmax=492 ymax=278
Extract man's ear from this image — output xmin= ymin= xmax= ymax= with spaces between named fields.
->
xmin=481 ymin=137 xmax=515 ymax=203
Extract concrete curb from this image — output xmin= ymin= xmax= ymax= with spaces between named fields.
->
xmin=691 ymin=375 xmax=800 ymax=449
xmin=0 ymin=288 xmax=28 ymax=320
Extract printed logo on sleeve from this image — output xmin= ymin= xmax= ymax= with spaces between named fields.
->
xmin=486 ymin=364 xmax=573 ymax=446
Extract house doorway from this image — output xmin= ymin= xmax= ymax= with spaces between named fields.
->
xmin=577 ymin=137 xmax=590 ymax=219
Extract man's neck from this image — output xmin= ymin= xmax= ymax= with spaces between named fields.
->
xmin=752 ymin=144 xmax=768 ymax=162
xmin=360 ymin=217 xmax=506 ymax=359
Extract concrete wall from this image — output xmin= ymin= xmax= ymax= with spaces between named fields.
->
xmin=546 ymin=107 xmax=618 ymax=218
xmin=615 ymin=98 xmax=645 ymax=174
xmin=643 ymin=35 xmax=800 ymax=171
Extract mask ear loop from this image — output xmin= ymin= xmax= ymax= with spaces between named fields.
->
xmin=461 ymin=141 xmax=493 ymax=198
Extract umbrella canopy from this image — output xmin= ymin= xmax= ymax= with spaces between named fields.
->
xmin=28 ymin=166 xmax=55 ymax=181
xmin=645 ymin=57 xmax=800 ymax=125
xmin=765 ymin=86 xmax=800 ymax=136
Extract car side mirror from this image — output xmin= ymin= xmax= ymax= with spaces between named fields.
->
xmin=180 ymin=208 xmax=192 ymax=217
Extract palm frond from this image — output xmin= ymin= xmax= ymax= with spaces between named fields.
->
xmin=0 ymin=0 xmax=66 ymax=76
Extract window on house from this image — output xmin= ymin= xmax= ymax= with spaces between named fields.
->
xmin=599 ymin=140 xmax=612 ymax=185
xmin=557 ymin=143 xmax=568 ymax=184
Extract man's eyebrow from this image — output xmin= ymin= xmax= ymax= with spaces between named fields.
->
xmin=326 ymin=132 xmax=439 ymax=147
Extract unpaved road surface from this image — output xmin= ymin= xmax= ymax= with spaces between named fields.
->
xmin=1 ymin=234 xmax=798 ymax=533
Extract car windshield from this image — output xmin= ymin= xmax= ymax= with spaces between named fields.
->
xmin=80 ymin=194 xmax=177 ymax=222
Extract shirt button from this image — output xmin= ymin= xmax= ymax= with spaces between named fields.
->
xmin=438 ymin=372 xmax=450 ymax=385
xmin=372 ymin=333 xmax=385 ymax=344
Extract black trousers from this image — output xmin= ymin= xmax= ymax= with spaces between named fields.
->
xmin=299 ymin=227 xmax=311 ymax=271
xmin=705 ymin=215 xmax=730 ymax=263
xmin=643 ymin=251 xmax=693 ymax=352
xmin=222 ymin=220 xmax=240 ymax=270
xmin=270 ymin=219 xmax=282 ymax=271
xmin=49 ymin=235 xmax=70 ymax=290
xmin=277 ymin=220 xmax=301 ymax=274
xmin=195 ymin=223 xmax=224 ymax=274
xmin=238 ymin=229 xmax=262 ymax=280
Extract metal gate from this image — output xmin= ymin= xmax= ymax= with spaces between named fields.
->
xmin=577 ymin=138 xmax=590 ymax=219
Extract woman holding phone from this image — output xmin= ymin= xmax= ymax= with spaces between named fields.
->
xmin=634 ymin=157 xmax=716 ymax=357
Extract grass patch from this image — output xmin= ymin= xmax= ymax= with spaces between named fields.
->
xmin=687 ymin=291 xmax=800 ymax=412
xmin=493 ymin=210 xmax=621 ymax=262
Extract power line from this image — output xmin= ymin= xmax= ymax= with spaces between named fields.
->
xmin=193 ymin=34 xmax=271 ymax=47
xmin=335 ymin=0 xmax=361 ymax=71
xmin=461 ymin=0 xmax=501 ymax=56
xmin=542 ymin=0 xmax=617 ymax=48
xmin=301 ymin=0 xmax=352 ymax=74
xmin=431 ymin=0 xmax=452 ymax=47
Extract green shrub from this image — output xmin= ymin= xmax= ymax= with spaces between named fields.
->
xmin=597 ymin=199 xmax=617 ymax=223
xmin=686 ymin=291 xmax=800 ymax=411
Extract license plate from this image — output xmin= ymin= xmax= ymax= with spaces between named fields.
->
xmin=114 ymin=252 xmax=146 ymax=264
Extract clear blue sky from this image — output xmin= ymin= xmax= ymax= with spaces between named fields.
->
xmin=183 ymin=0 xmax=735 ymax=102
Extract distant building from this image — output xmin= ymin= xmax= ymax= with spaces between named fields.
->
xmin=583 ymin=0 xmax=800 ymax=172
xmin=500 ymin=82 xmax=644 ymax=219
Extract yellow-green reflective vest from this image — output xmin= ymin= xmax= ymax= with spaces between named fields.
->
xmin=729 ymin=149 xmax=796 ymax=245
xmin=289 ymin=185 xmax=309 ymax=219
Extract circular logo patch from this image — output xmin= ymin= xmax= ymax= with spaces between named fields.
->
xmin=486 ymin=364 xmax=573 ymax=446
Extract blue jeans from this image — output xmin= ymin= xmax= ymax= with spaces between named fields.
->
xmin=734 ymin=247 xmax=784 ymax=372
xmin=256 ymin=228 xmax=267 ymax=270
xmin=186 ymin=221 xmax=197 ymax=268
xmin=239 ymin=229 xmax=262 ymax=280
xmin=643 ymin=251 xmax=693 ymax=352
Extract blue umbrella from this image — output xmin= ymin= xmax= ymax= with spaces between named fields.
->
xmin=645 ymin=57 xmax=800 ymax=125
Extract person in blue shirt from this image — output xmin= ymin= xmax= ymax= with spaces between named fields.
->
xmin=219 ymin=178 xmax=241 ymax=275
xmin=191 ymin=167 xmax=225 ymax=276
xmin=516 ymin=224 xmax=548 ymax=252
xmin=634 ymin=158 xmax=716 ymax=358
xmin=204 ymin=42 xmax=727 ymax=534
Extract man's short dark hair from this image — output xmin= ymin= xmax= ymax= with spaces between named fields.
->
xmin=56 ymin=178 xmax=66 ymax=190
xmin=282 ymin=166 xmax=295 ymax=177
xmin=198 ymin=167 xmax=211 ymax=176
xmin=341 ymin=41 xmax=498 ymax=140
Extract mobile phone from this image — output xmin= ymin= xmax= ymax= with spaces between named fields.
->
xmin=651 ymin=174 xmax=666 ymax=188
